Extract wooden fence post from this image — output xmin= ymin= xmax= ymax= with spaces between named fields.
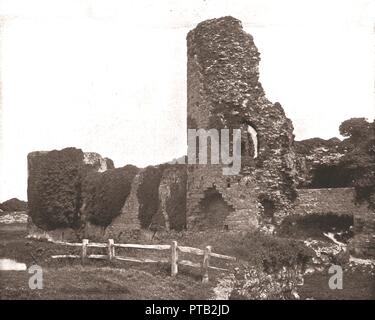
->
xmin=202 ymin=245 xmax=211 ymax=284
xmin=171 ymin=241 xmax=178 ymax=277
xmin=108 ymin=239 xmax=114 ymax=261
xmin=82 ymin=239 xmax=89 ymax=264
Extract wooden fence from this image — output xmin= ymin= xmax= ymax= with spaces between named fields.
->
xmin=51 ymin=239 xmax=236 ymax=283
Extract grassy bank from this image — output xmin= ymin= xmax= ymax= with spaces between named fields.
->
xmin=1 ymin=221 xmax=375 ymax=299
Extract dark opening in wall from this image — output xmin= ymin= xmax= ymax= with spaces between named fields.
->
xmin=198 ymin=187 xmax=235 ymax=230
xmin=226 ymin=178 xmax=231 ymax=188
xmin=277 ymin=213 xmax=354 ymax=242
xmin=241 ymin=124 xmax=258 ymax=159
xmin=261 ymin=199 xmax=276 ymax=220
xmin=309 ymin=165 xmax=354 ymax=188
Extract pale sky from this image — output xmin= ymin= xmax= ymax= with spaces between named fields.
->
xmin=0 ymin=0 xmax=374 ymax=201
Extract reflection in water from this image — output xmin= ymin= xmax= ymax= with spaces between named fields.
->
xmin=0 ymin=258 xmax=27 ymax=271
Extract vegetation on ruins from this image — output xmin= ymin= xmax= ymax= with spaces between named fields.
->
xmin=159 ymin=167 xmax=187 ymax=231
xmin=137 ymin=165 xmax=167 ymax=229
xmin=338 ymin=118 xmax=375 ymax=209
xmin=82 ymin=165 xmax=139 ymax=226
xmin=0 ymin=198 xmax=27 ymax=212
xmin=27 ymin=148 xmax=86 ymax=230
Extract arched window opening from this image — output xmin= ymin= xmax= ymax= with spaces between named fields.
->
xmin=241 ymin=124 xmax=259 ymax=159
xmin=247 ymin=125 xmax=258 ymax=158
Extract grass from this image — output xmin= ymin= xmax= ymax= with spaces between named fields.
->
xmin=1 ymin=221 xmax=375 ymax=300
xmin=299 ymin=266 xmax=375 ymax=300
xmin=0 ymin=224 xmax=216 ymax=300
xmin=0 ymin=266 xmax=212 ymax=300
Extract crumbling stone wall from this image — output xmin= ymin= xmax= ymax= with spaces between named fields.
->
xmin=292 ymin=187 xmax=375 ymax=258
xmin=186 ymin=16 xmax=298 ymax=230
xmin=292 ymin=188 xmax=371 ymax=217
xmin=102 ymin=170 xmax=144 ymax=240
xmin=26 ymin=16 xmax=374 ymax=256
xmin=105 ymin=164 xmax=187 ymax=240
xmin=187 ymin=164 xmax=260 ymax=230
xmin=27 ymin=148 xmax=187 ymax=241
xmin=350 ymin=210 xmax=375 ymax=258
xmin=294 ymin=138 xmax=348 ymax=188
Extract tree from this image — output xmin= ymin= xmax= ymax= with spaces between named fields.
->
xmin=339 ymin=118 xmax=375 ymax=209
xmin=339 ymin=118 xmax=371 ymax=143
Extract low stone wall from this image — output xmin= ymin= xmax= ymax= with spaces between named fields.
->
xmin=293 ymin=187 xmax=375 ymax=258
xmin=27 ymin=148 xmax=187 ymax=242
xmin=350 ymin=210 xmax=375 ymax=258
xmin=293 ymin=188 xmax=370 ymax=216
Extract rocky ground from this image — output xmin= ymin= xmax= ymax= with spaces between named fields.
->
xmin=0 ymin=211 xmax=28 ymax=224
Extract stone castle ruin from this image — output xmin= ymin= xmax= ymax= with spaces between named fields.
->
xmin=27 ymin=17 xmax=375 ymax=258
xmin=186 ymin=17 xmax=297 ymax=231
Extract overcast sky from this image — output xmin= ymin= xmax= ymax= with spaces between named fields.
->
xmin=0 ymin=0 xmax=374 ymax=201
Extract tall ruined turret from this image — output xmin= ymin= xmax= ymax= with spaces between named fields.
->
xmin=186 ymin=16 xmax=298 ymax=230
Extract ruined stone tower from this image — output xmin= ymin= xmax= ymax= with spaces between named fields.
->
xmin=186 ymin=16 xmax=298 ymax=231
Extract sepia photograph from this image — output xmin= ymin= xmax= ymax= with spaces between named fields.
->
xmin=0 ymin=0 xmax=374 ymax=309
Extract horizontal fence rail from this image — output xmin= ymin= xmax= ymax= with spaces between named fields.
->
xmin=51 ymin=239 xmax=236 ymax=283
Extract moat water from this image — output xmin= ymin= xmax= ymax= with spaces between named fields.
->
xmin=0 ymin=258 xmax=27 ymax=271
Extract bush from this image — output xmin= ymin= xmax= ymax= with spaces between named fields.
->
xmin=204 ymin=231 xmax=314 ymax=273
xmin=0 ymin=198 xmax=27 ymax=212
xmin=27 ymin=148 xmax=86 ymax=230
xmin=137 ymin=165 xmax=167 ymax=229
xmin=82 ymin=165 xmax=139 ymax=227
xmin=162 ymin=166 xmax=187 ymax=231
xmin=229 ymin=264 xmax=303 ymax=300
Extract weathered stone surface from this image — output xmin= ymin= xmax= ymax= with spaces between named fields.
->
xmin=186 ymin=16 xmax=298 ymax=229
xmin=104 ymin=164 xmax=187 ymax=240
xmin=292 ymin=188 xmax=371 ymax=217
xmin=350 ymin=210 xmax=375 ymax=258
xmin=294 ymin=138 xmax=346 ymax=188
xmin=83 ymin=152 xmax=115 ymax=172
xmin=291 ymin=187 xmax=375 ymax=258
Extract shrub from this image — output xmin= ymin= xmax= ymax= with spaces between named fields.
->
xmin=163 ymin=166 xmax=187 ymax=231
xmin=0 ymin=198 xmax=27 ymax=212
xmin=27 ymin=148 xmax=86 ymax=230
xmin=213 ymin=231 xmax=314 ymax=273
xmin=82 ymin=165 xmax=139 ymax=227
xmin=137 ymin=165 xmax=167 ymax=229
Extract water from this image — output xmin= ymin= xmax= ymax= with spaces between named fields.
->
xmin=0 ymin=258 xmax=27 ymax=271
